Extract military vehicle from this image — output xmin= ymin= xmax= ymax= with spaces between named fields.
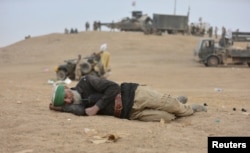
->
xmin=101 ymin=11 xmax=189 ymax=35
xmin=101 ymin=11 xmax=152 ymax=32
xmin=194 ymin=32 xmax=250 ymax=67
xmin=151 ymin=14 xmax=189 ymax=34
xmin=232 ymin=31 xmax=250 ymax=42
xmin=55 ymin=54 xmax=107 ymax=80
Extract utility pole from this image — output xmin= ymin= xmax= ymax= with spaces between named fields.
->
xmin=174 ymin=0 xmax=177 ymax=15
xmin=187 ymin=5 xmax=190 ymax=21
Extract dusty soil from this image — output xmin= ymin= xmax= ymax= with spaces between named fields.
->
xmin=0 ymin=32 xmax=249 ymax=153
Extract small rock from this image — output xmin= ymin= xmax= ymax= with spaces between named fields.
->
xmin=214 ymin=88 xmax=223 ymax=92
xmin=241 ymin=108 xmax=247 ymax=112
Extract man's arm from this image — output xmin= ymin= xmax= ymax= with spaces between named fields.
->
xmin=49 ymin=103 xmax=85 ymax=116
xmin=76 ymin=75 xmax=120 ymax=115
xmin=62 ymin=104 xmax=85 ymax=116
xmin=87 ymin=76 xmax=120 ymax=111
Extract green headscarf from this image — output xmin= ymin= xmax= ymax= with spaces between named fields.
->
xmin=52 ymin=85 xmax=65 ymax=106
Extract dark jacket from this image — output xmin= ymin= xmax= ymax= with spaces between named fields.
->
xmin=62 ymin=75 xmax=138 ymax=119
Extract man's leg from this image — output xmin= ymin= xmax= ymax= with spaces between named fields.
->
xmin=75 ymin=67 xmax=80 ymax=80
xmin=176 ymin=96 xmax=188 ymax=104
xmin=129 ymin=109 xmax=175 ymax=122
xmin=132 ymin=86 xmax=198 ymax=117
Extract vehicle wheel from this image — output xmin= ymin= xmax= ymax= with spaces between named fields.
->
xmin=247 ymin=63 xmax=250 ymax=67
xmin=81 ymin=62 xmax=92 ymax=74
xmin=89 ymin=71 xmax=99 ymax=77
xmin=68 ymin=74 xmax=75 ymax=80
xmin=207 ymin=56 xmax=219 ymax=67
xmin=56 ymin=70 xmax=67 ymax=80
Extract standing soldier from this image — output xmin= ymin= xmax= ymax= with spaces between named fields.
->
xmin=210 ymin=26 xmax=213 ymax=37
xmin=85 ymin=22 xmax=90 ymax=31
xmin=97 ymin=21 xmax=101 ymax=31
xmin=74 ymin=28 xmax=78 ymax=34
xmin=208 ymin=26 xmax=213 ymax=38
xmin=64 ymin=28 xmax=69 ymax=34
xmin=221 ymin=26 xmax=226 ymax=39
xmin=225 ymin=28 xmax=232 ymax=46
xmin=70 ymin=28 xmax=74 ymax=34
xmin=75 ymin=54 xmax=82 ymax=81
xmin=214 ymin=26 xmax=218 ymax=39
xmin=219 ymin=26 xmax=227 ymax=47
xmin=100 ymin=44 xmax=111 ymax=73
xmin=93 ymin=21 xmax=97 ymax=31
xmin=111 ymin=20 xmax=115 ymax=32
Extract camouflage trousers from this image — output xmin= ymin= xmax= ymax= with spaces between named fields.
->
xmin=129 ymin=85 xmax=194 ymax=122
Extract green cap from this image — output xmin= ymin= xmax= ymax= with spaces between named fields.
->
xmin=52 ymin=85 xmax=65 ymax=106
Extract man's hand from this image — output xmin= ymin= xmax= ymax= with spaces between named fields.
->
xmin=85 ymin=105 xmax=100 ymax=116
xmin=49 ymin=103 xmax=54 ymax=110
xmin=49 ymin=103 xmax=63 ymax=111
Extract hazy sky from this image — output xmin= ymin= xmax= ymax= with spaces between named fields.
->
xmin=0 ymin=0 xmax=249 ymax=47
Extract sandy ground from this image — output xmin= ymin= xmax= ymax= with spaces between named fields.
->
xmin=0 ymin=32 xmax=249 ymax=153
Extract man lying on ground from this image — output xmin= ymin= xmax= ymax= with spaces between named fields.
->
xmin=49 ymin=75 xmax=207 ymax=122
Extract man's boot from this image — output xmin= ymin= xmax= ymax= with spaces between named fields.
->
xmin=177 ymin=96 xmax=188 ymax=104
xmin=191 ymin=104 xmax=207 ymax=112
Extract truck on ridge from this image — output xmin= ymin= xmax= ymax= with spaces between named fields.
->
xmin=151 ymin=13 xmax=188 ymax=34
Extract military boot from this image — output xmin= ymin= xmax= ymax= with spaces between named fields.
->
xmin=177 ymin=96 xmax=188 ymax=104
xmin=191 ymin=104 xmax=207 ymax=112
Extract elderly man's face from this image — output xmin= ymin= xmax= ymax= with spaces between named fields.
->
xmin=64 ymin=89 xmax=73 ymax=104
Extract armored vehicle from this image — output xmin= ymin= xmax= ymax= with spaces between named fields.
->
xmin=101 ymin=11 xmax=152 ymax=32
